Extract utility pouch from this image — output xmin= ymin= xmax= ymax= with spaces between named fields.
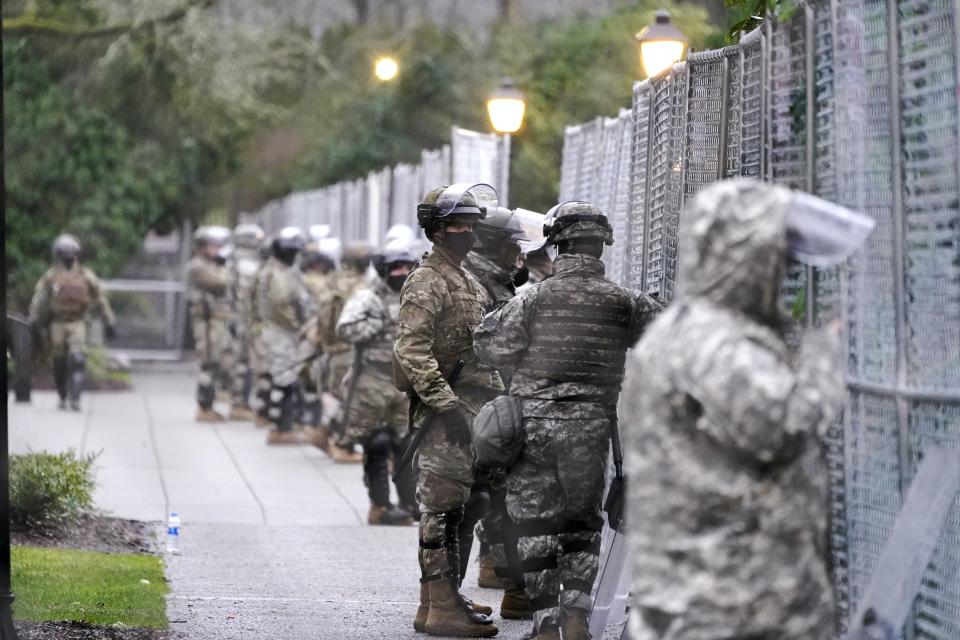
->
xmin=472 ymin=395 xmax=524 ymax=469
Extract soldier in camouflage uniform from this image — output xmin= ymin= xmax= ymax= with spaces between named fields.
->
xmin=336 ymin=239 xmax=419 ymax=526
xmin=259 ymin=227 xmax=315 ymax=445
xmin=622 ymin=180 xmax=855 ymax=640
xmin=225 ymin=223 xmax=264 ymax=420
xmin=313 ymin=242 xmax=371 ymax=462
xmin=299 ymin=238 xmax=340 ymax=437
xmin=29 ymin=234 xmax=117 ymax=411
xmin=250 ymin=236 xmax=276 ymax=427
xmin=394 ymin=184 xmax=504 ymax=638
xmin=185 ymin=226 xmax=233 ymax=422
xmin=474 ymin=201 xmax=661 ymax=640
xmin=463 ymin=207 xmax=527 ymax=594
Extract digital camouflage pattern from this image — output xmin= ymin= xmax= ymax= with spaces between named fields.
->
xmin=259 ymin=258 xmax=314 ymax=388
xmin=335 ymin=277 xmax=408 ymax=446
xmin=474 ymin=252 xmax=661 ymax=633
xmin=227 ymin=246 xmax=262 ymax=406
xmin=185 ymin=255 xmax=232 ymax=409
xmin=622 ymin=179 xmax=846 ymax=640
xmin=394 ymin=245 xmax=504 ymax=582
xmin=463 ymin=251 xmax=516 ymax=312
xmin=314 ymin=268 xmax=366 ymax=398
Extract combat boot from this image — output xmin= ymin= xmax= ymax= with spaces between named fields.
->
xmin=229 ymin=405 xmax=256 ymax=421
xmin=560 ymin=610 xmax=591 ymax=640
xmin=478 ymin=554 xmax=511 ymax=589
xmin=423 ymin=579 xmax=498 ymax=637
xmin=254 ymin=414 xmax=272 ymax=428
xmin=414 ymin=582 xmax=429 ymax=632
xmin=196 ymin=407 xmax=227 ymax=423
xmin=330 ymin=444 xmax=363 ymax=463
xmin=266 ymin=429 xmax=306 ymax=445
xmin=311 ymin=425 xmax=331 ymax=451
xmin=500 ymin=585 xmax=533 ymax=620
xmin=368 ymin=504 xmax=413 ymax=526
xmin=520 ymin=625 xmax=560 ymax=640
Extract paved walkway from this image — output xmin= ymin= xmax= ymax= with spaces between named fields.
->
xmin=8 ymin=364 xmax=625 ymax=639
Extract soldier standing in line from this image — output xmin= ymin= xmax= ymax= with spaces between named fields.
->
xmin=336 ymin=239 xmax=419 ymax=525
xmin=185 ymin=226 xmax=233 ymax=422
xmin=250 ymin=235 xmax=275 ymax=428
xmin=622 ymin=180 xmax=870 ymax=640
xmin=474 ymin=201 xmax=661 ymax=640
xmin=225 ymin=223 xmax=265 ymax=421
xmin=29 ymin=234 xmax=117 ymax=411
xmin=299 ymin=237 xmax=340 ymax=440
xmin=461 ymin=207 xmax=532 ymax=601
xmin=260 ymin=227 xmax=315 ymax=445
xmin=394 ymin=184 xmax=504 ymax=638
xmin=313 ymin=242 xmax=371 ymax=462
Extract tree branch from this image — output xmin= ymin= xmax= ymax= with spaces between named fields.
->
xmin=3 ymin=0 xmax=218 ymax=39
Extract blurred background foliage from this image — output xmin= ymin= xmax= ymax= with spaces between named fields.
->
xmin=4 ymin=0 xmax=732 ymax=310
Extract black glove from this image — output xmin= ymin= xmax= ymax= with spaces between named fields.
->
xmin=440 ymin=407 xmax=472 ymax=447
xmin=105 ymin=324 xmax=117 ymax=340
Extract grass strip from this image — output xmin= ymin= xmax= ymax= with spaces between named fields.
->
xmin=12 ymin=545 xmax=168 ymax=629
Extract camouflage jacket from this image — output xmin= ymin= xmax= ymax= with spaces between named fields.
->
xmin=227 ymin=248 xmax=261 ymax=329
xmin=336 ymin=277 xmax=399 ymax=378
xmin=255 ymin=257 xmax=313 ymax=333
xmin=395 ymin=246 xmax=503 ymax=420
xmin=474 ymin=254 xmax=661 ymax=408
xmin=622 ymin=180 xmax=846 ymax=639
xmin=463 ymin=251 xmax=516 ymax=312
xmin=314 ymin=269 xmax=366 ymax=357
xmin=185 ymin=255 xmax=231 ymax=319
xmin=29 ymin=264 xmax=116 ymax=326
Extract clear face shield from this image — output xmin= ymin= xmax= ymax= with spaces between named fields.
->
xmin=309 ymin=224 xmax=331 ymax=242
xmin=433 ymin=183 xmax=499 ymax=220
xmin=513 ymin=208 xmax=548 ymax=255
xmin=317 ymin=237 xmax=342 ymax=268
xmin=786 ymin=192 xmax=875 ymax=267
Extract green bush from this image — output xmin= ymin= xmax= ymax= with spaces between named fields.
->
xmin=9 ymin=451 xmax=98 ymax=532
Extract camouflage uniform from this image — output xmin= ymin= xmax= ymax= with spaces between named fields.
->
xmin=227 ymin=246 xmax=261 ymax=409
xmin=622 ymin=180 xmax=846 ymax=640
xmin=29 ymin=263 xmax=116 ymax=407
xmin=300 ymin=268 xmax=334 ymax=426
xmin=185 ymin=255 xmax=232 ymax=411
xmin=395 ymin=246 xmax=504 ymax=583
xmin=336 ymin=277 xmax=416 ymax=513
xmin=464 ymin=251 xmax=516 ymax=311
xmin=315 ymin=267 xmax=366 ymax=401
xmin=475 ymin=252 xmax=661 ymax=636
xmin=250 ymin=257 xmax=276 ymax=421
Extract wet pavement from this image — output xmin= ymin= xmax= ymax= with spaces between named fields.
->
xmin=8 ymin=364 xmax=626 ymax=639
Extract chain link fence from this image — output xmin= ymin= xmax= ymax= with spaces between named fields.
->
xmin=558 ymin=1 xmax=959 ymax=636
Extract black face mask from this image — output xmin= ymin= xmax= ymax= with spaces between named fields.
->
xmin=61 ymin=258 xmax=76 ymax=269
xmin=386 ymin=274 xmax=407 ymax=292
xmin=511 ymin=265 xmax=529 ymax=288
xmin=441 ymin=231 xmax=476 ymax=258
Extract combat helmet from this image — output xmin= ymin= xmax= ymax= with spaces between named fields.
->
xmin=341 ymin=242 xmax=373 ymax=272
xmin=374 ymin=239 xmax=418 ymax=278
xmin=272 ymin=226 xmax=307 ymax=252
xmin=232 ymin=223 xmax=265 ymax=250
xmin=417 ymin=183 xmax=497 ymax=239
xmin=302 ymin=237 xmax=341 ymax=272
xmin=194 ymin=225 xmax=232 ymax=248
xmin=542 ymin=201 xmax=614 ymax=246
xmin=474 ymin=207 xmax=527 ymax=256
xmin=52 ymin=234 xmax=82 ymax=262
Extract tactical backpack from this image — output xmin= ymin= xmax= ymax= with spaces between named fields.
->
xmin=49 ymin=269 xmax=90 ymax=321
xmin=472 ymin=395 xmax=524 ymax=469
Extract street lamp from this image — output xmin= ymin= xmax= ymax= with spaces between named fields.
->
xmin=373 ymin=55 xmax=399 ymax=82
xmin=635 ymin=10 xmax=688 ymax=79
xmin=486 ymin=78 xmax=527 ymax=207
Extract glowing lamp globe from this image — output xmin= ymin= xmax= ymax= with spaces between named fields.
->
xmin=486 ymin=78 xmax=526 ymax=134
xmin=374 ymin=56 xmax=399 ymax=82
xmin=635 ymin=10 xmax=688 ymax=79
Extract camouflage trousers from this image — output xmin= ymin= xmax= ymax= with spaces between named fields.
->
xmin=506 ymin=400 xmax=609 ymax=633
xmin=417 ymin=402 xmax=479 ymax=581
xmin=48 ymin=320 xmax=87 ymax=402
xmin=262 ymin=323 xmax=312 ymax=388
xmin=190 ymin=313 xmax=232 ymax=410
xmin=474 ymin=470 xmax=510 ymax=577
xmin=339 ymin=369 xmax=408 ymax=447
xmin=228 ymin=319 xmax=253 ymax=407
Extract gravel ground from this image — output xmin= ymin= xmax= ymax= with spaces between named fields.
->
xmin=15 ymin=621 xmax=168 ymax=640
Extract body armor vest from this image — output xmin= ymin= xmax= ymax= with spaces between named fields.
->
xmin=518 ymin=271 xmax=634 ymax=386
xmin=49 ymin=269 xmax=90 ymax=321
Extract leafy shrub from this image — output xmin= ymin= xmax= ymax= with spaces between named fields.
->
xmin=9 ymin=451 xmax=98 ymax=532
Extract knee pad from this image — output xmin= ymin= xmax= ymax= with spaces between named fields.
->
xmin=464 ymin=488 xmax=491 ymax=524
xmin=69 ymin=351 xmax=86 ymax=369
xmin=366 ymin=429 xmax=394 ymax=457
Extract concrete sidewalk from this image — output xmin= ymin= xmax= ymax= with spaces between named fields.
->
xmin=8 ymin=365 xmax=625 ymax=639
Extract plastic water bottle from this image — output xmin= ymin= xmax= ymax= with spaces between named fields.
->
xmin=166 ymin=512 xmax=181 ymax=555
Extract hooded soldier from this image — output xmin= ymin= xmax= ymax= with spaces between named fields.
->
xmin=394 ymin=183 xmax=505 ymax=638
xmin=622 ymin=179 xmax=872 ymax=639
xmin=225 ymin=223 xmax=265 ymax=420
xmin=259 ymin=226 xmax=315 ymax=445
xmin=29 ymin=234 xmax=117 ymax=411
xmin=473 ymin=201 xmax=662 ymax=640
xmin=335 ymin=238 xmax=420 ymax=526
xmin=185 ymin=226 xmax=233 ymax=422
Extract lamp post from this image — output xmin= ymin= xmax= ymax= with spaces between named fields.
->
xmin=486 ymin=77 xmax=526 ymax=207
xmin=373 ymin=55 xmax=399 ymax=82
xmin=635 ymin=9 xmax=688 ymax=79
